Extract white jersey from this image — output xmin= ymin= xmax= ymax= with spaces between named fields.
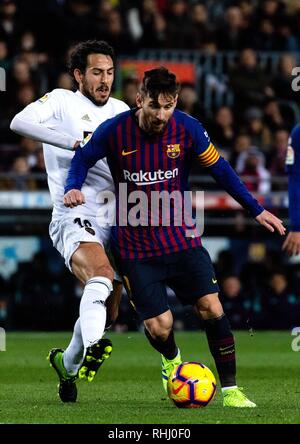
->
xmin=10 ymin=88 xmax=129 ymax=219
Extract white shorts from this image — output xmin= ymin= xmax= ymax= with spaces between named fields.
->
xmin=49 ymin=214 xmax=111 ymax=273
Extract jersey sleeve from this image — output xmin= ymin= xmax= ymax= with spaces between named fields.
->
xmin=10 ymin=89 xmax=78 ymax=149
xmin=286 ymin=124 xmax=300 ymax=174
xmin=207 ymin=157 xmax=264 ymax=217
xmin=190 ymin=120 xmax=220 ymax=167
xmin=286 ymin=124 xmax=300 ymax=231
xmin=31 ymin=90 xmax=63 ymax=120
xmin=15 ymin=90 xmax=63 ymax=124
xmin=187 ymin=117 xmax=263 ymax=216
xmin=64 ymin=120 xmax=110 ymax=192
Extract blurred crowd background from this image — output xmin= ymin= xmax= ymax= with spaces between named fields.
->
xmin=0 ymin=0 xmax=300 ymax=331
xmin=1 ymin=0 xmax=300 ymax=191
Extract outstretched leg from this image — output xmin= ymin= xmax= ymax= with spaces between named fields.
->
xmin=49 ymin=242 xmax=115 ymax=402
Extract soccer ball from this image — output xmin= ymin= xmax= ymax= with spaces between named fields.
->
xmin=167 ymin=361 xmax=217 ymax=408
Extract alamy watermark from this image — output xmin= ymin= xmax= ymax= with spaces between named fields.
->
xmin=0 ymin=67 xmax=6 ymax=92
xmin=0 ymin=327 xmax=6 ymax=351
xmin=291 ymin=327 xmax=300 ymax=352
xmin=95 ymin=184 xmax=205 ymax=237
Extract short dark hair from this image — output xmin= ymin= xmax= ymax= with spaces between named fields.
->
xmin=67 ymin=40 xmax=115 ymax=84
xmin=140 ymin=67 xmax=180 ymax=101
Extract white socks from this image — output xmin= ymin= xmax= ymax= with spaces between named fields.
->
xmin=221 ymin=385 xmax=237 ymax=393
xmin=79 ymin=276 xmax=112 ymax=350
xmin=62 ymin=276 xmax=113 ymax=375
xmin=63 ymin=318 xmax=84 ymax=376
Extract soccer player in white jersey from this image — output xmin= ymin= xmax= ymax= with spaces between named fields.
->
xmin=10 ymin=40 xmax=129 ymax=402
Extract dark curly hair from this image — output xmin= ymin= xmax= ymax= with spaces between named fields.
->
xmin=140 ymin=67 xmax=180 ymax=101
xmin=67 ymin=40 xmax=115 ymax=86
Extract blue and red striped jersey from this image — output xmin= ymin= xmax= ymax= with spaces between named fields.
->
xmin=66 ymin=108 xmax=264 ymax=259
xmin=286 ymin=124 xmax=300 ymax=231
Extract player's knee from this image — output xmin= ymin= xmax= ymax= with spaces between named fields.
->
xmin=204 ymin=299 xmax=223 ymax=317
xmin=195 ymin=294 xmax=223 ymax=317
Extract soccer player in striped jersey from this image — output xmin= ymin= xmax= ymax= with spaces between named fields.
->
xmin=64 ymin=67 xmax=285 ymax=408
xmin=283 ymin=125 xmax=300 ymax=255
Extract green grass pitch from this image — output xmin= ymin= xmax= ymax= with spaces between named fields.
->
xmin=0 ymin=331 xmax=299 ymax=424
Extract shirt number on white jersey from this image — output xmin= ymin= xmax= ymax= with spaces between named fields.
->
xmin=74 ymin=218 xmax=95 ymax=236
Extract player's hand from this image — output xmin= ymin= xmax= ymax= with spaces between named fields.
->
xmin=282 ymin=232 xmax=300 ymax=256
xmin=63 ymin=189 xmax=86 ymax=208
xmin=73 ymin=140 xmax=81 ymax=149
xmin=255 ymin=210 xmax=286 ymax=235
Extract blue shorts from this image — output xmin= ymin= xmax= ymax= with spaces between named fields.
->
xmin=113 ymin=246 xmax=219 ymax=321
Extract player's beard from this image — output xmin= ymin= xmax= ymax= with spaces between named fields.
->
xmin=142 ymin=114 xmax=167 ymax=135
xmin=149 ymin=120 xmax=167 ymax=135
xmin=82 ymin=82 xmax=111 ymax=106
